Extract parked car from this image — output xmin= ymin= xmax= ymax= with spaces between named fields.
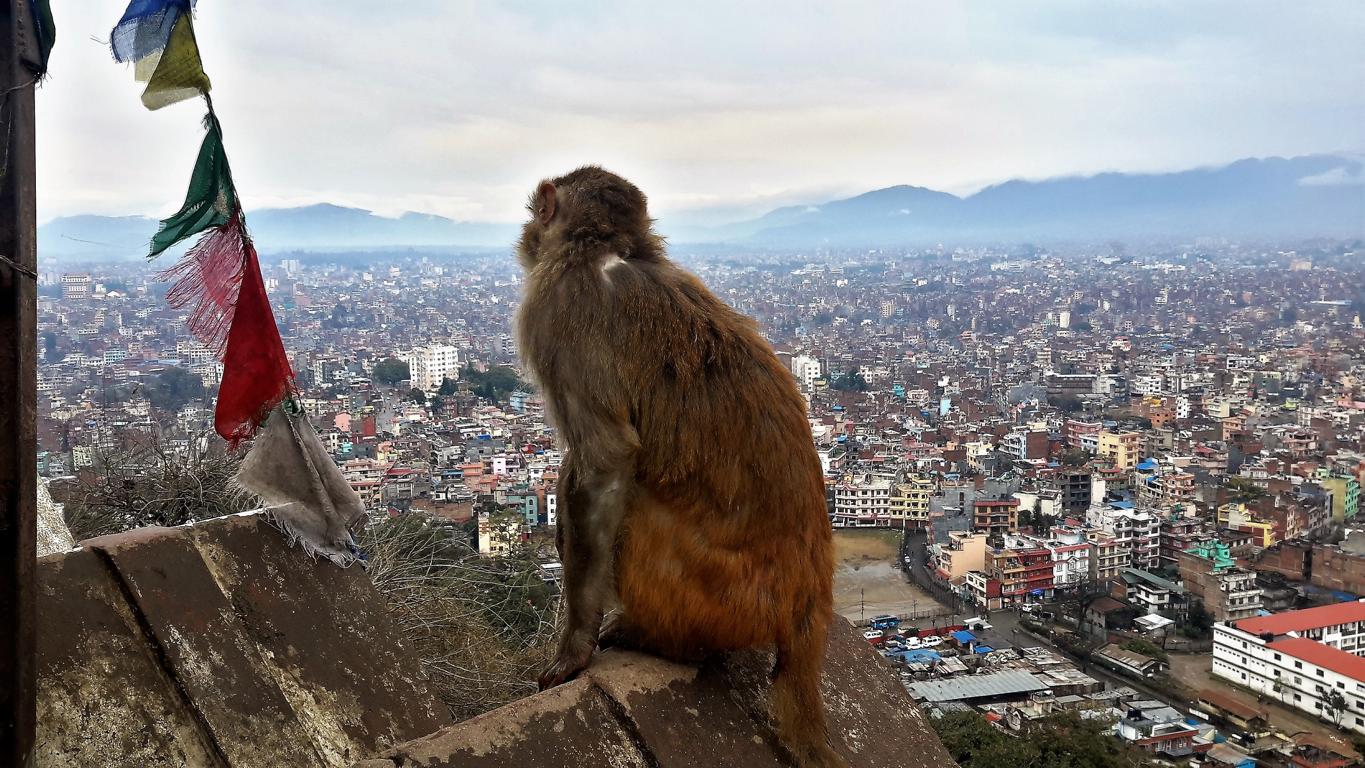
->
xmin=862 ymin=629 xmax=884 ymax=643
xmin=919 ymin=635 xmax=943 ymax=647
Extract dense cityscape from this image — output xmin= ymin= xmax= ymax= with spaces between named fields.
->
xmin=36 ymin=237 xmax=1365 ymax=766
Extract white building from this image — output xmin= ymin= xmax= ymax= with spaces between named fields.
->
xmin=1212 ymin=601 xmax=1365 ymax=735
xmin=405 ymin=344 xmax=460 ymax=391
xmin=791 ymin=354 xmax=822 ymax=392
xmin=832 ymin=474 xmax=892 ymax=527
xmin=1086 ymin=501 xmax=1160 ymax=570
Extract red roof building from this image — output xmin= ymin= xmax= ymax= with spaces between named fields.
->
xmin=1234 ymin=600 xmax=1365 ymax=638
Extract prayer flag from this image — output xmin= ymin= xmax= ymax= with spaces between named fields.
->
xmin=150 ymin=116 xmax=235 ymax=258
xmin=141 ymin=13 xmax=211 ymax=110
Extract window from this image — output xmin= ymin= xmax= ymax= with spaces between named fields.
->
xmin=1274 ymin=653 xmax=1281 ymax=661
xmin=1295 ymin=661 xmax=1303 ymax=669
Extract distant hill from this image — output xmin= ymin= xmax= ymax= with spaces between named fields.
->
xmin=671 ymin=154 xmax=1365 ymax=245
xmin=40 ymin=154 xmax=1365 ymax=260
xmin=39 ymin=204 xmax=518 ymax=261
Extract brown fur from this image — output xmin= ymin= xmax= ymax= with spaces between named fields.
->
xmin=515 ymin=166 xmax=841 ymax=768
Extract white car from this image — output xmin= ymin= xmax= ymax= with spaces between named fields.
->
xmin=919 ymin=635 xmax=943 ymax=647
xmin=862 ymin=629 xmax=883 ymax=642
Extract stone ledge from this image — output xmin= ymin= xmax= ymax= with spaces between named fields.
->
xmin=371 ymin=619 xmax=956 ymax=768
xmin=36 ymin=512 xmax=451 ymax=767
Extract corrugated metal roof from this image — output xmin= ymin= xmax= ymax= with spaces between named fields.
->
xmin=908 ymin=670 xmax=1048 ymax=703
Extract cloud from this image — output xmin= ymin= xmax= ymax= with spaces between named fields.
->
xmin=34 ymin=1 xmax=1365 ymax=226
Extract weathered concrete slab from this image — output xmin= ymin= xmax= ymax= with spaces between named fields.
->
xmin=187 ymin=514 xmax=450 ymax=762
xmin=34 ymin=547 xmax=221 ymax=767
xmin=383 ymin=678 xmax=650 ymax=768
xmin=367 ymin=616 xmax=955 ymax=768
xmin=37 ymin=511 xmax=451 ymax=768
xmin=585 ymin=653 xmax=784 ymax=767
xmin=721 ymin=618 xmax=957 ymax=768
xmin=84 ymin=524 xmax=327 ymax=767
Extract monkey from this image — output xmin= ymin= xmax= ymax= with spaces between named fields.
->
xmin=515 ymin=166 xmax=843 ymax=768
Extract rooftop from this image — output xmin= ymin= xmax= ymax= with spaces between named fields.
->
xmin=1266 ymin=637 xmax=1365 ymax=682
xmin=1233 ymin=600 xmax=1365 ymax=636
xmin=908 ymin=669 xmax=1049 ymax=703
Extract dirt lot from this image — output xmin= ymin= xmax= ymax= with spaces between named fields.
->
xmin=1167 ymin=652 xmax=1349 ymax=744
xmin=831 ymin=529 xmax=947 ymax=624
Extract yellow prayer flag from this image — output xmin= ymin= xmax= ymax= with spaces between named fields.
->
xmin=141 ymin=14 xmax=210 ymax=111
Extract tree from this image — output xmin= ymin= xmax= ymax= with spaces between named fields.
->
xmin=1327 ymin=689 xmax=1347 ymax=727
xmin=408 ymin=387 xmax=427 ymax=405
xmin=372 ymin=357 xmax=410 ymax=385
xmin=830 ymin=367 xmax=869 ymax=392
xmin=145 ymin=366 xmax=205 ymax=411
xmin=931 ymin=710 xmax=1143 ymax=768
xmin=461 ymin=364 xmax=526 ymax=402
xmin=437 ymin=377 xmax=458 ymax=397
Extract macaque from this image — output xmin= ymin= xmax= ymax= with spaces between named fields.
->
xmin=516 ymin=166 xmax=842 ymax=767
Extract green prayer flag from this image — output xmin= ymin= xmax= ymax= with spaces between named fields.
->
xmin=141 ymin=13 xmax=210 ymax=111
xmin=150 ymin=118 xmax=236 ymax=258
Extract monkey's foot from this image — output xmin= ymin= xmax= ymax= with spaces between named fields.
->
xmin=538 ymin=643 xmax=594 ymax=691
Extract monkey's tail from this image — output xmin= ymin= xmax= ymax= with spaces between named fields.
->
xmin=772 ymin=611 xmax=846 ymax=768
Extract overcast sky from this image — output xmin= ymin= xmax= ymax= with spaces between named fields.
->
xmin=36 ymin=1 xmax=1365 ymax=225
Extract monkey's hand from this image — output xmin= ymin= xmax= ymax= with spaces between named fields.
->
xmin=538 ymin=631 xmax=597 ymax=690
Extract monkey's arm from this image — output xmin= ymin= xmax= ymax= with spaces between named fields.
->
xmin=539 ymin=396 xmax=639 ymax=690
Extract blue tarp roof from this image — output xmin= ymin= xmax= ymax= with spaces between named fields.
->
xmin=951 ymin=630 xmax=976 ymax=643
xmin=974 ymin=646 xmax=994 ymax=654
xmin=1136 ymin=458 xmax=1159 ymax=471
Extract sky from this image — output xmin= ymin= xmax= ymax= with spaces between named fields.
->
xmin=36 ymin=1 xmax=1365 ymax=226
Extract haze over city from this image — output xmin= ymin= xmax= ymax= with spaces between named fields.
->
xmin=38 ymin=1 xmax=1365 ymax=225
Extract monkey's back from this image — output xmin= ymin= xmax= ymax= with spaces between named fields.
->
xmin=521 ymin=254 xmax=832 ymax=652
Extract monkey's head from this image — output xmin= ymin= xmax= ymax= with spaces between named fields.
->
xmin=517 ymin=165 xmax=660 ymax=269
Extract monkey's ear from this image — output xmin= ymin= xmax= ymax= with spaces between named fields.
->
xmin=536 ymin=181 xmax=557 ymax=225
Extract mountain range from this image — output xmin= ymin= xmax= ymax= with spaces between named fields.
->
xmin=39 ymin=154 xmax=1364 ymax=260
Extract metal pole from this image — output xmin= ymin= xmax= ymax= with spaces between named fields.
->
xmin=0 ymin=0 xmax=38 ymax=763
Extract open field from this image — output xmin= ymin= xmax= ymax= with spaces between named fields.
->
xmin=831 ymin=529 xmax=948 ymax=624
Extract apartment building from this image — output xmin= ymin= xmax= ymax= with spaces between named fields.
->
xmin=405 ymin=344 xmax=461 ymax=391
xmin=991 ymin=546 xmax=1055 ymax=603
xmin=1178 ymin=542 xmax=1263 ymax=622
xmin=832 ymin=474 xmax=892 ymax=527
xmin=1213 ymin=602 xmax=1365 ymax=735
xmin=1087 ymin=500 xmax=1161 ymax=570
xmin=889 ymin=475 xmax=934 ymax=530
xmin=1097 ymin=430 xmax=1141 ymax=471
xmin=973 ymin=498 xmax=1020 ymax=539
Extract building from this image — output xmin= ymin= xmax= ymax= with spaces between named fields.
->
xmin=889 ymin=475 xmax=934 ymax=530
xmin=791 ymin=354 xmax=822 ymax=391
xmin=405 ymin=344 xmax=461 ymax=391
xmin=1087 ymin=500 xmax=1160 ymax=570
xmin=1178 ymin=542 xmax=1263 ymax=622
xmin=1160 ymin=514 xmax=1208 ymax=566
xmin=990 ymin=545 xmax=1055 ymax=603
xmin=1097 ymin=430 xmax=1141 ymax=471
xmin=933 ymin=531 xmax=989 ymax=582
xmin=61 ymin=273 xmax=92 ymax=300
xmin=1322 ymin=474 xmax=1361 ymax=524
xmin=1089 ymin=531 xmax=1127 ymax=583
xmin=1217 ymin=502 xmax=1277 ymax=548
xmin=1056 ymin=467 xmax=1092 ymax=513
xmin=1212 ymin=602 xmax=1365 ymax=735
xmin=1118 ymin=568 xmax=1185 ymax=617
xmin=832 ymin=474 xmax=892 ymax=527
xmin=973 ymin=498 xmax=1019 ymax=540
